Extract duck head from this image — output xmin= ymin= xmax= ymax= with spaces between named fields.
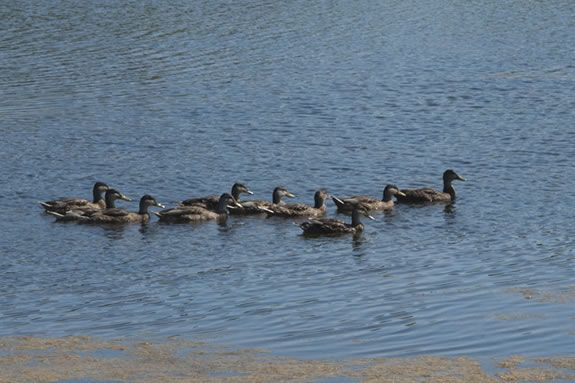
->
xmin=139 ymin=195 xmax=165 ymax=214
xmin=443 ymin=169 xmax=465 ymax=183
xmin=272 ymin=186 xmax=296 ymax=204
xmin=313 ymin=189 xmax=330 ymax=208
xmin=92 ymin=182 xmax=110 ymax=202
xmin=231 ymin=183 xmax=254 ymax=200
xmin=383 ymin=184 xmax=406 ymax=201
xmin=104 ymin=189 xmax=131 ymax=208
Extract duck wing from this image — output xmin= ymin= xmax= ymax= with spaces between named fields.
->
xmin=157 ymin=206 xmax=201 ymax=216
xmin=99 ymin=208 xmax=130 ymax=217
xmin=229 ymin=200 xmax=271 ymax=215
xmin=269 ymin=203 xmax=320 ymax=217
xmin=41 ymin=198 xmax=99 ymax=213
xmin=396 ymin=188 xmax=435 ymax=203
xmin=300 ymin=218 xmax=350 ymax=234
xmin=179 ymin=195 xmax=219 ymax=209
xmin=396 ymin=188 xmax=452 ymax=203
xmin=333 ymin=195 xmax=379 ymax=212
xmin=156 ymin=206 xmax=218 ymax=222
xmin=81 ymin=209 xmax=138 ymax=224
xmin=48 ymin=205 xmax=104 ymax=222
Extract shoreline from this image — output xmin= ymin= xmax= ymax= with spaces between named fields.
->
xmin=1 ymin=336 xmax=574 ymax=382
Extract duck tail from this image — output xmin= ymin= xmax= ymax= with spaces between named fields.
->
xmin=45 ymin=210 xmax=64 ymax=218
xmin=257 ymin=206 xmax=274 ymax=214
xmin=331 ymin=196 xmax=345 ymax=208
xmin=39 ymin=202 xmax=52 ymax=209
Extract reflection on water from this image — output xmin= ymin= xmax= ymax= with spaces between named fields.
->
xmin=138 ymin=223 xmax=153 ymax=237
xmin=443 ymin=204 xmax=457 ymax=224
xmin=1 ymin=0 xmax=575 ymax=361
xmin=351 ymin=236 xmax=366 ymax=254
xmin=443 ymin=204 xmax=456 ymax=215
xmin=101 ymin=225 xmax=127 ymax=241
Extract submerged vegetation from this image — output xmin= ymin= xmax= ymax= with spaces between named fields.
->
xmin=1 ymin=336 xmax=574 ymax=383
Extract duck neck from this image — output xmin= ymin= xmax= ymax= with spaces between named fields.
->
xmin=138 ymin=201 xmax=149 ymax=215
xmin=313 ymin=194 xmax=325 ymax=209
xmin=272 ymin=190 xmax=282 ymax=204
xmin=382 ymin=189 xmax=393 ymax=202
xmin=351 ymin=209 xmax=363 ymax=227
xmin=216 ymin=198 xmax=229 ymax=214
xmin=443 ymin=181 xmax=456 ymax=200
xmin=231 ymin=185 xmax=241 ymax=201
xmin=93 ymin=187 xmax=104 ymax=203
xmin=105 ymin=194 xmax=116 ymax=209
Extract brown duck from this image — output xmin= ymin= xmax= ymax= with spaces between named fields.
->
xmin=56 ymin=195 xmax=163 ymax=224
xmin=267 ymin=190 xmax=329 ymax=218
xmin=155 ymin=193 xmax=241 ymax=223
xmin=396 ymin=169 xmax=465 ymax=203
xmin=179 ymin=183 xmax=253 ymax=210
xmin=332 ymin=184 xmax=405 ymax=213
xmin=40 ymin=182 xmax=110 ymax=214
xmin=300 ymin=203 xmax=375 ymax=236
xmin=229 ymin=186 xmax=295 ymax=215
xmin=47 ymin=189 xmax=132 ymax=222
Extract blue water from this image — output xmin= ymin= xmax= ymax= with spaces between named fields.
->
xmin=1 ymin=0 xmax=574 ymax=360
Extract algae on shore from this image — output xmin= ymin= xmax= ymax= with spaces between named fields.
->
xmin=1 ymin=336 xmax=574 ymax=383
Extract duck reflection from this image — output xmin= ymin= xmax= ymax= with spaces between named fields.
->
xmin=101 ymin=224 xmax=126 ymax=240
xmin=443 ymin=203 xmax=457 ymax=224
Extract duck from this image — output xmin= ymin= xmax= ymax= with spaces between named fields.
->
xmin=40 ymin=182 xmax=110 ymax=214
xmin=79 ymin=195 xmax=164 ymax=224
xmin=47 ymin=189 xmax=132 ymax=222
xmin=155 ymin=193 xmax=242 ymax=223
xmin=52 ymin=195 xmax=163 ymax=224
xmin=299 ymin=203 xmax=375 ymax=236
xmin=332 ymin=184 xmax=405 ymax=213
xmin=229 ymin=186 xmax=296 ymax=215
xmin=179 ymin=183 xmax=253 ymax=210
xmin=396 ymin=169 xmax=465 ymax=203
xmin=266 ymin=190 xmax=329 ymax=218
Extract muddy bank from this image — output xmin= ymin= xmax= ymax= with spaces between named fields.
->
xmin=1 ymin=336 xmax=574 ymax=382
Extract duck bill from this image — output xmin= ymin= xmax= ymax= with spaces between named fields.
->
xmin=120 ymin=194 xmax=132 ymax=202
xmin=246 ymin=190 xmax=254 ymax=195
xmin=457 ymin=175 xmax=466 ymax=181
xmin=286 ymin=192 xmax=296 ymax=198
xmin=397 ymin=191 xmax=407 ymax=197
xmin=155 ymin=202 xmax=166 ymax=208
xmin=366 ymin=214 xmax=376 ymax=221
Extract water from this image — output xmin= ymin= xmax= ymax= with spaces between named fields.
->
xmin=1 ymin=0 xmax=574 ymax=361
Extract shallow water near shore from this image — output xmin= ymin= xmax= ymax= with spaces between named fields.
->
xmin=1 ymin=336 xmax=575 ymax=383
xmin=1 ymin=0 xmax=574 ymax=371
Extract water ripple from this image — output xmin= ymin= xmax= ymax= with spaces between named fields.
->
xmin=1 ymin=0 xmax=575 ymax=361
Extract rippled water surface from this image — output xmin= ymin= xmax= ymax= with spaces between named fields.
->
xmin=1 ymin=1 xmax=574 ymax=361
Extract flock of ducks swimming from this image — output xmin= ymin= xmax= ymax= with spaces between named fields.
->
xmin=40 ymin=169 xmax=465 ymax=236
